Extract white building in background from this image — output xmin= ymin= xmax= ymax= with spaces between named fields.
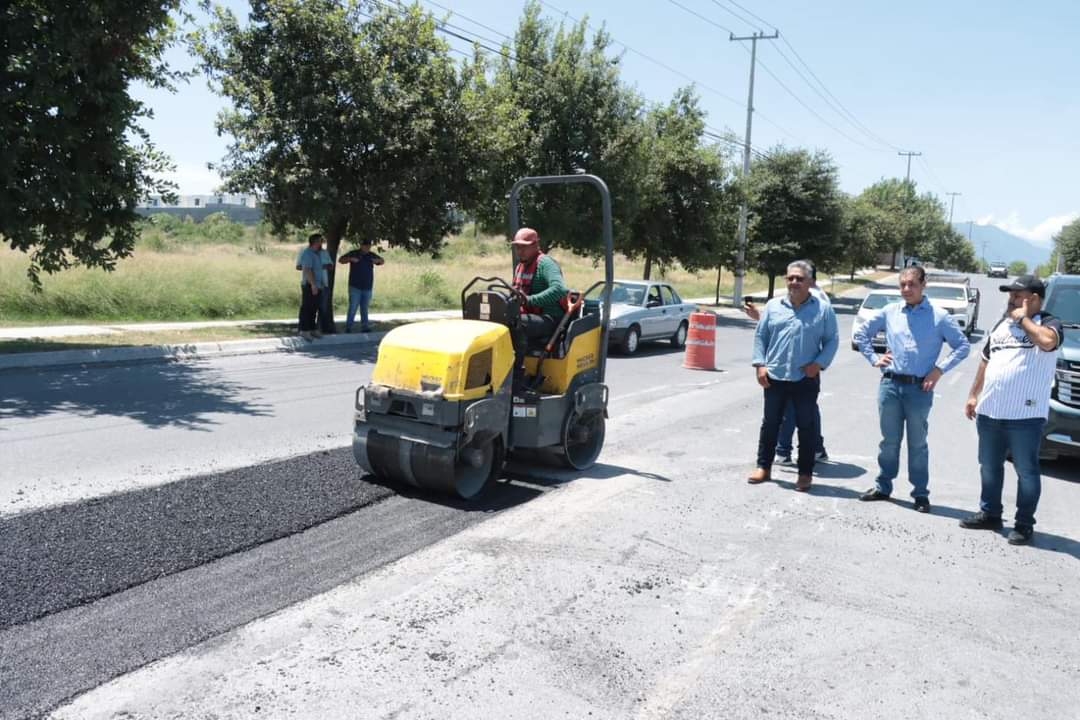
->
xmin=139 ymin=193 xmax=259 ymax=209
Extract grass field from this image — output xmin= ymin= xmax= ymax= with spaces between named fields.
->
xmin=0 ymin=217 xmax=767 ymax=325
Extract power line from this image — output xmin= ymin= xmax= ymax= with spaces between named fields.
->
xmin=369 ymin=0 xmax=542 ymax=70
xmin=778 ymin=37 xmax=900 ymax=151
xmin=704 ymin=127 xmax=771 ymax=160
xmin=419 ymin=0 xmax=514 ymax=42
xmin=537 ymin=0 xmax=744 ymax=110
xmin=721 ymin=0 xmax=776 ymax=31
xmin=535 ymin=0 xmax=802 ymax=144
xmin=665 ymin=0 xmax=737 ymax=35
xmin=704 ymin=0 xmax=763 ymax=31
xmin=669 ymin=0 xmax=901 ymax=154
xmin=748 ymin=49 xmax=888 ymax=152
xmin=769 ymin=41 xmax=896 ymax=152
xmin=917 ymin=155 xmax=950 ymax=196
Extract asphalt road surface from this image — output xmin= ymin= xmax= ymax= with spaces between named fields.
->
xmin=2 ymin=274 xmax=1078 ymax=719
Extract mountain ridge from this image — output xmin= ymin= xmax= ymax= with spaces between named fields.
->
xmin=952 ymin=222 xmax=1051 ymax=271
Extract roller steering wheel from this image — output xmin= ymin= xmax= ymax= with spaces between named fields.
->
xmin=486 ymin=279 xmax=528 ymax=306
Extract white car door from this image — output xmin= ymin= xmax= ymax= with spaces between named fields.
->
xmin=659 ymin=285 xmax=681 ymax=336
xmin=642 ymin=284 xmax=665 ymax=338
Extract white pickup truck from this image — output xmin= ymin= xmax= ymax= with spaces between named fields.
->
xmin=924 ymin=274 xmax=980 ymax=337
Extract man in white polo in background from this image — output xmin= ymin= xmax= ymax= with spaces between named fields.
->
xmin=960 ymin=275 xmax=1062 ymax=545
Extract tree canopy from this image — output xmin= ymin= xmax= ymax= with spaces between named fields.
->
xmin=745 ymin=147 xmax=843 ymax=296
xmin=1055 ymin=218 xmax=1080 ymax=274
xmin=624 ymin=88 xmax=737 ymax=279
xmin=1 ymin=0 xmax=184 ymax=286
xmin=193 ymin=0 xmax=472 ymax=262
xmin=463 ymin=0 xmax=645 ymax=255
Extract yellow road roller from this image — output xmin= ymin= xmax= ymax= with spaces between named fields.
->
xmin=352 ymin=174 xmax=614 ymax=498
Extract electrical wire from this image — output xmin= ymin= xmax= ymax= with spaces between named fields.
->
xmin=537 ymin=0 xmax=744 ymax=110
xmin=705 ymin=0 xmax=765 ymax=32
xmin=777 ymin=37 xmax=900 ymax=151
xmin=666 ymin=0 xmax=900 ymax=153
xmin=665 ymin=0 xmax=737 ymax=36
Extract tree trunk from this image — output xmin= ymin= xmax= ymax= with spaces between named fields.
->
xmin=850 ymin=263 xmax=856 ymax=281
xmin=714 ymin=266 xmax=723 ymax=305
xmin=767 ymin=272 xmax=776 ymax=298
xmin=890 ymin=248 xmax=898 ymax=270
xmin=643 ymin=250 xmax=653 ymax=280
xmin=323 ymin=217 xmax=349 ymax=331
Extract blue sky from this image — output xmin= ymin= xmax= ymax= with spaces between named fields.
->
xmin=135 ymin=0 xmax=1079 ymax=246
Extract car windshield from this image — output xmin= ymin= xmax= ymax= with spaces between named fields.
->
xmin=587 ymin=282 xmax=646 ymax=306
xmin=1044 ymin=283 xmax=1080 ymax=325
xmin=924 ymin=286 xmax=967 ymax=301
xmin=862 ymin=293 xmax=902 ymax=310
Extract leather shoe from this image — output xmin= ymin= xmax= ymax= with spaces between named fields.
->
xmin=747 ymin=467 xmax=771 ymax=484
xmin=795 ymin=474 xmax=812 ymax=492
xmin=959 ymin=511 xmax=1003 ymax=530
xmin=913 ymin=497 xmax=931 ymax=513
xmin=859 ymin=488 xmax=890 ymax=502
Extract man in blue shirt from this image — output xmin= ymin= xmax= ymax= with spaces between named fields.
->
xmin=339 ymin=240 xmax=385 ymax=333
xmin=749 ymin=260 xmax=839 ymax=491
xmin=296 ymin=233 xmax=324 ymax=341
xmin=853 ymin=266 xmax=970 ymax=512
xmin=295 ymin=240 xmax=334 ymax=336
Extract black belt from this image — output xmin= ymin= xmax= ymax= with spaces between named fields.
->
xmin=883 ymin=372 xmax=924 ymax=385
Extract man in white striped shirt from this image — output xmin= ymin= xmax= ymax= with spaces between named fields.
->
xmin=960 ymin=275 xmax=1062 ymax=545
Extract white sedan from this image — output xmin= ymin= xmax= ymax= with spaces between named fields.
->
xmin=850 ymin=289 xmax=902 ymax=351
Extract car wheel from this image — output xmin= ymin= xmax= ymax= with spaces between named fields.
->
xmin=621 ymin=325 xmax=640 ymax=355
xmin=670 ymin=321 xmax=688 ymax=348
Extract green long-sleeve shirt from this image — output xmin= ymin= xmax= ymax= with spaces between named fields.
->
xmin=527 ymin=255 xmax=568 ymax=318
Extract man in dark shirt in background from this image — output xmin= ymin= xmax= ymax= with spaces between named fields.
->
xmin=338 ymin=240 xmax=384 ymax=333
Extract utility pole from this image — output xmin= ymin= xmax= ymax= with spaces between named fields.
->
xmin=898 ymin=150 xmax=922 ymax=185
xmin=730 ymin=29 xmax=779 ymax=305
xmin=896 ymin=150 xmax=921 ymax=268
xmin=946 ymin=192 xmax=961 ymax=225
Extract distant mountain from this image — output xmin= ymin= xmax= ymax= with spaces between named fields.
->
xmin=953 ymin=223 xmax=1052 ymax=271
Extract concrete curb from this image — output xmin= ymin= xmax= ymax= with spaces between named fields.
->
xmin=0 ymin=331 xmax=388 ymax=373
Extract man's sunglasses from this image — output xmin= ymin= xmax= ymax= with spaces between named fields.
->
xmin=785 ymin=275 xmax=808 ymax=283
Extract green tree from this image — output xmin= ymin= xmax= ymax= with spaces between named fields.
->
xmin=465 ymin=1 xmax=645 ymax=256
xmin=837 ymin=195 xmax=889 ymax=280
xmin=2 ymin=0 xmax=184 ymax=286
xmin=1008 ymin=260 xmax=1029 ymax=276
xmin=624 ymin=88 xmax=737 ymax=280
xmin=745 ymin=147 xmax=844 ymax=297
xmin=859 ymin=178 xmax=913 ymax=269
xmin=193 ymin=0 xmax=472 ymax=304
xmin=1055 ymin=218 xmax=1080 ymax=273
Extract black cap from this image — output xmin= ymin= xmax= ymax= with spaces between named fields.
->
xmin=999 ymin=274 xmax=1046 ymax=297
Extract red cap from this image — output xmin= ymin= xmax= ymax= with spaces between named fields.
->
xmin=510 ymin=227 xmax=539 ymax=246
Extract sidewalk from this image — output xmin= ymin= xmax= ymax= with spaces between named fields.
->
xmin=0 ymin=309 xmax=461 ymax=340
xmin=0 ymin=270 xmax=891 ymax=371
xmin=0 ymin=309 xmax=462 ymax=372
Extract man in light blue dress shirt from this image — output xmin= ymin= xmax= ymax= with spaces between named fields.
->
xmin=853 ymin=266 xmax=970 ymax=512
xmin=749 ymin=260 xmax=839 ymax=491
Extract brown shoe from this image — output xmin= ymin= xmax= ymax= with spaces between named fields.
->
xmin=795 ymin=474 xmax=812 ymax=492
xmin=747 ymin=467 xmax=771 ymax=484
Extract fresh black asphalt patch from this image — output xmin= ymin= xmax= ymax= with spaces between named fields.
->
xmin=0 ymin=447 xmax=391 ymax=630
xmin=0 ymin=451 xmax=544 ymax=719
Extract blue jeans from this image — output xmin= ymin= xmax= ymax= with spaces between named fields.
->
xmin=346 ymin=287 xmax=373 ymax=332
xmin=976 ymin=414 xmax=1044 ymax=527
xmin=776 ymin=403 xmax=824 ymax=458
xmin=875 ymin=379 xmax=934 ymax=499
xmin=756 ymin=376 xmax=820 ymax=475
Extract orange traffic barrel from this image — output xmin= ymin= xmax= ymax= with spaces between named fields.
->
xmin=684 ymin=312 xmax=717 ymax=370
